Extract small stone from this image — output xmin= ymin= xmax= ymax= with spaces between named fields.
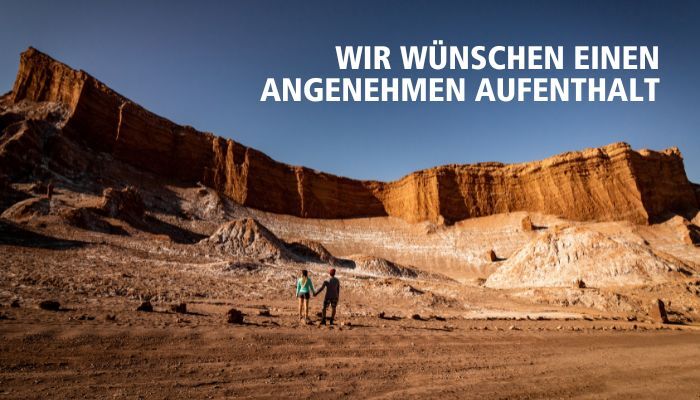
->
xmin=136 ymin=301 xmax=153 ymax=312
xmin=485 ymin=249 xmax=498 ymax=262
xmin=227 ymin=308 xmax=244 ymax=324
xmin=38 ymin=300 xmax=60 ymax=311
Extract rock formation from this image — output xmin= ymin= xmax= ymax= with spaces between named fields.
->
xmin=285 ymin=239 xmax=341 ymax=265
xmin=348 ymin=255 xmax=421 ymax=279
xmin=485 ymin=227 xmax=683 ymax=289
xmin=200 ymin=218 xmax=295 ymax=262
xmin=3 ymin=47 xmax=698 ymax=225
xmin=99 ymin=187 xmax=145 ymax=223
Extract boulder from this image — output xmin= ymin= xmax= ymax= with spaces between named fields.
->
xmin=521 ymin=216 xmax=534 ymax=231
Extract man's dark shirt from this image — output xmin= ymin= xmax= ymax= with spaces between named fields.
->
xmin=318 ymin=277 xmax=340 ymax=301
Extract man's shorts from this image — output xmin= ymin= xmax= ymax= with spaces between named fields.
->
xmin=297 ymin=292 xmax=310 ymax=299
xmin=323 ymin=298 xmax=338 ymax=308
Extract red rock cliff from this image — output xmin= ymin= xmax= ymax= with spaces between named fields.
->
xmin=6 ymin=48 xmax=699 ymax=224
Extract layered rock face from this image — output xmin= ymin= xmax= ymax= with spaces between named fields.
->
xmin=484 ymin=227 xmax=682 ymax=288
xmin=5 ymin=48 xmax=699 ymax=224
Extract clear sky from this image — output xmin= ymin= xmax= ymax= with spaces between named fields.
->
xmin=1 ymin=0 xmax=698 ymax=182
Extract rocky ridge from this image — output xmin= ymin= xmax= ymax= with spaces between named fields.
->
xmin=2 ymin=47 xmax=698 ymax=225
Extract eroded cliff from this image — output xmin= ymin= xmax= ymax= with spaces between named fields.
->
xmin=3 ymin=47 xmax=698 ymax=224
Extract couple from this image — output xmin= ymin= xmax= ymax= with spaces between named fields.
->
xmin=296 ymin=268 xmax=339 ymax=325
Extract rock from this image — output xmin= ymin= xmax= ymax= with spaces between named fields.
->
xmin=485 ymin=249 xmax=498 ymax=262
xmin=1 ymin=198 xmax=50 ymax=221
xmin=136 ymin=301 xmax=153 ymax=312
xmin=485 ymin=227 xmax=684 ymax=289
xmin=5 ymin=48 xmax=697 ymax=227
xmin=105 ymin=314 xmax=116 ymax=321
xmin=378 ymin=311 xmax=386 ymax=319
xmin=170 ymin=303 xmax=187 ymax=314
xmin=38 ymin=300 xmax=60 ymax=311
xmin=199 ymin=218 xmax=294 ymax=262
xmin=509 ymin=325 xmax=520 ymax=330
xmin=285 ymin=239 xmax=341 ymax=265
xmin=10 ymin=299 xmax=20 ymax=308
xmin=411 ymin=314 xmax=422 ymax=321
xmin=649 ymin=299 xmax=669 ymax=324
xmin=227 ymin=308 xmax=244 ymax=324
xmin=521 ymin=216 xmax=534 ymax=231
xmin=99 ymin=186 xmax=145 ymax=223
xmin=61 ymin=207 xmax=126 ymax=235
xmin=258 ymin=309 xmax=271 ymax=317
xmin=349 ymin=255 xmax=421 ymax=279
xmin=573 ymin=278 xmax=586 ymax=289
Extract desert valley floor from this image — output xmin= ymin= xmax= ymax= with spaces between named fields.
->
xmin=1 ymin=181 xmax=700 ymax=399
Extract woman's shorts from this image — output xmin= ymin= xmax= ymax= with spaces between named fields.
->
xmin=297 ymin=292 xmax=310 ymax=299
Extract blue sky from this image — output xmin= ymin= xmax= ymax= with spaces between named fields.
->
xmin=1 ymin=0 xmax=698 ymax=182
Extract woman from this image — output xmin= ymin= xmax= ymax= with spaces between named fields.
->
xmin=296 ymin=269 xmax=315 ymax=322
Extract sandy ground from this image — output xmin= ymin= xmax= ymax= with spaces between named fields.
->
xmin=1 ymin=308 xmax=699 ymax=399
xmin=1 ymin=184 xmax=700 ymax=399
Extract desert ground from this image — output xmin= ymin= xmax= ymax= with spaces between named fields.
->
xmin=1 ymin=181 xmax=700 ymax=399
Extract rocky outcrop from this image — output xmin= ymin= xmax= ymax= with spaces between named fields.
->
xmin=485 ymin=227 xmax=683 ymax=289
xmin=4 ymin=48 xmax=699 ymax=225
xmin=348 ymin=255 xmax=421 ymax=279
xmin=285 ymin=239 xmax=342 ymax=265
xmin=99 ymin=186 xmax=145 ymax=223
xmin=199 ymin=218 xmax=295 ymax=262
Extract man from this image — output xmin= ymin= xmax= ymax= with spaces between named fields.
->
xmin=314 ymin=268 xmax=340 ymax=325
